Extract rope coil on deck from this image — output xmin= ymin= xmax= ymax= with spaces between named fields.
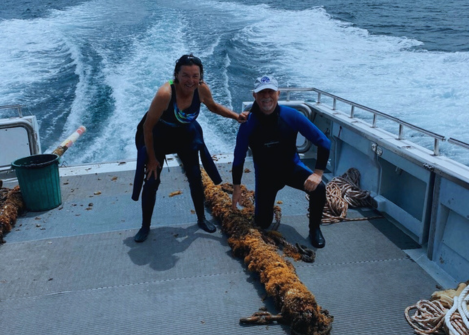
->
xmin=202 ymin=171 xmax=333 ymax=335
xmin=307 ymin=168 xmax=381 ymax=224
xmin=405 ymin=281 xmax=469 ymax=335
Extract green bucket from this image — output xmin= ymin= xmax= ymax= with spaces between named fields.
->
xmin=12 ymin=154 xmax=62 ymax=211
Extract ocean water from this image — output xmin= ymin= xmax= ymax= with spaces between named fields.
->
xmin=1 ymin=0 xmax=468 ymax=165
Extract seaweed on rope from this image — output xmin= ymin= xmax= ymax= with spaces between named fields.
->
xmin=202 ymin=171 xmax=333 ymax=335
xmin=0 ymin=185 xmax=24 ymax=243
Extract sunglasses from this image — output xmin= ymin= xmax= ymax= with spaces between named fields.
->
xmin=177 ymin=54 xmax=202 ymax=66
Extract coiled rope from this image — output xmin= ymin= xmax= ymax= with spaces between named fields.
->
xmin=404 ymin=282 xmax=469 ymax=335
xmin=307 ymin=168 xmax=381 ymax=224
xmin=445 ymin=285 xmax=469 ymax=335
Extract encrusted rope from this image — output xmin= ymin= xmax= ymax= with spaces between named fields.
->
xmin=404 ymin=282 xmax=469 ymax=335
xmin=0 ymin=185 xmax=24 ymax=243
xmin=307 ymin=167 xmax=381 ymax=224
xmin=220 ymin=182 xmax=314 ymax=262
xmin=202 ymin=171 xmax=333 ymax=335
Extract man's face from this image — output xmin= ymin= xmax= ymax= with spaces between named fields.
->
xmin=253 ymin=89 xmax=280 ymax=115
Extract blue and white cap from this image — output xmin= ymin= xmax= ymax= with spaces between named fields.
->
xmin=253 ymin=75 xmax=279 ymax=93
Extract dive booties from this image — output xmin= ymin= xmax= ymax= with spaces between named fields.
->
xmin=197 ymin=218 xmax=216 ymax=233
xmin=310 ymin=226 xmax=325 ymax=248
xmin=134 ymin=226 xmax=150 ymax=243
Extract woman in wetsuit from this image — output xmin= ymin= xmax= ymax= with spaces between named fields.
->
xmin=134 ymin=54 xmax=246 ymax=242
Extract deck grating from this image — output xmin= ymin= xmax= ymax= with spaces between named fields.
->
xmin=0 ymin=160 xmax=439 ymax=334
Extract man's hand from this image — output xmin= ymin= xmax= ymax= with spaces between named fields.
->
xmin=146 ymin=157 xmax=161 ymax=180
xmin=232 ymin=184 xmax=242 ymax=210
xmin=304 ymin=171 xmax=323 ymax=192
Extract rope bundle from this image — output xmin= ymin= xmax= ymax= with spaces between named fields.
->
xmin=307 ymin=167 xmax=381 ymax=224
xmin=202 ymin=172 xmax=333 ymax=335
xmin=220 ymin=182 xmax=307 ymax=261
xmin=0 ymin=185 xmax=24 ymax=243
xmin=445 ymin=285 xmax=469 ymax=335
xmin=405 ymin=282 xmax=469 ymax=335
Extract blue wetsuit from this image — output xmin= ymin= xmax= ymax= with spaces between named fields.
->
xmin=133 ymin=82 xmax=221 ymax=228
xmin=232 ymin=103 xmax=331 ymax=229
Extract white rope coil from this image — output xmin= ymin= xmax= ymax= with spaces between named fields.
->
xmin=405 ymin=284 xmax=469 ymax=335
xmin=445 ymin=286 xmax=469 ymax=335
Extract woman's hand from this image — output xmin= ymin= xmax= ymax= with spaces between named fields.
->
xmin=146 ymin=157 xmax=161 ymax=180
xmin=237 ymin=111 xmax=249 ymax=123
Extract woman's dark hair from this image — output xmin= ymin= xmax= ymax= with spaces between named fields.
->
xmin=173 ymin=54 xmax=204 ymax=83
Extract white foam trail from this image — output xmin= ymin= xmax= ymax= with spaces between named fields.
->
xmin=1 ymin=0 xmax=468 ymax=165
xmin=43 ymin=0 xmax=150 ymax=153
xmin=197 ymin=53 xmax=235 ymax=155
xmin=0 ymin=19 xmax=71 ymax=109
xmin=228 ymin=5 xmax=469 ymax=161
xmin=75 ymin=8 xmax=189 ymax=163
xmin=197 ymin=35 xmax=222 ymax=59
xmin=0 ymin=0 xmax=116 ymax=150
xmin=168 ymin=1 xmax=469 ymax=160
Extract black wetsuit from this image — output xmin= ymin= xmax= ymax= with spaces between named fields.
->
xmin=232 ymin=103 xmax=331 ymax=230
xmin=135 ymin=82 xmax=217 ymax=228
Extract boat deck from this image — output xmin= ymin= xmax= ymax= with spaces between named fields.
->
xmin=0 ymin=158 xmax=455 ymax=334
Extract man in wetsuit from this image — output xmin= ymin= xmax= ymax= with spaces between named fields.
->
xmin=231 ymin=75 xmax=331 ymax=248
xmin=133 ymin=54 xmax=246 ymax=243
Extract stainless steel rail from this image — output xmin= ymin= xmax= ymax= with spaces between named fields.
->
xmin=448 ymin=137 xmax=469 ymax=150
xmin=279 ymin=87 xmax=469 ymax=156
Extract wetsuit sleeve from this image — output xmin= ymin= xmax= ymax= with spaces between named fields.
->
xmin=232 ymin=119 xmax=252 ymax=185
xmin=281 ymin=107 xmax=331 ymax=170
xmin=315 ymin=145 xmax=330 ymax=171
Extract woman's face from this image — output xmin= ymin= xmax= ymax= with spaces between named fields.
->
xmin=176 ymin=65 xmax=201 ymax=94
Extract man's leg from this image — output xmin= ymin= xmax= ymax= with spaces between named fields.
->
xmin=178 ymin=149 xmax=216 ymax=233
xmin=286 ymin=165 xmax=327 ymax=248
xmin=254 ymin=178 xmax=281 ymax=229
xmin=307 ymin=183 xmax=327 ymax=248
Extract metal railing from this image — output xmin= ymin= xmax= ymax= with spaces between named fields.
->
xmin=278 ymin=87 xmax=469 ymax=157
xmin=448 ymin=137 xmax=469 ymax=150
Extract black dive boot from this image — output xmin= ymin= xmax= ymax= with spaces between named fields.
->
xmin=197 ymin=218 xmax=216 ymax=233
xmin=136 ymin=174 xmax=158 ymax=243
xmin=310 ymin=225 xmax=325 ymax=248
xmin=134 ymin=226 xmax=150 ymax=243
xmin=308 ymin=183 xmax=327 ymax=248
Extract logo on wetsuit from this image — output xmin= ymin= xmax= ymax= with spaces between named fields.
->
xmin=264 ymin=141 xmax=280 ymax=148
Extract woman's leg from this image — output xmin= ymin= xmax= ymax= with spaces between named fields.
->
xmin=177 ymin=148 xmax=216 ymax=233
xmin=135 ymin=151 xmax=164 ymax=242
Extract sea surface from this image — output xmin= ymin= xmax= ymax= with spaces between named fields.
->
xmin=1 ymin=0 xmax=468 ymax=165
